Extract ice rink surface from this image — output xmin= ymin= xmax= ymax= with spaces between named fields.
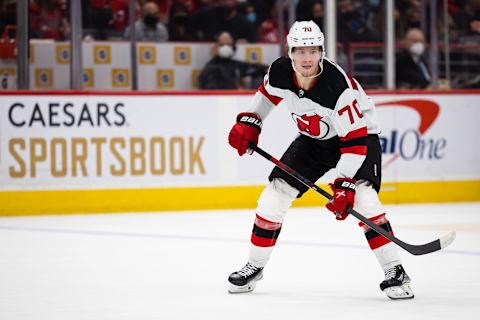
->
xmin=0 ymin=202 xmax=479 ymax=320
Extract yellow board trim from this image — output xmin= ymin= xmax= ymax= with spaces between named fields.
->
xmin=1 ymin=180 xmax=479 ymax=216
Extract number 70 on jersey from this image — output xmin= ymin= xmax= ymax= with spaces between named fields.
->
xmin=338 ymin=99 xmax=363 ymax=124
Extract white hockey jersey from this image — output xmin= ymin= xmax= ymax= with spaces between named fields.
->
xmin=247 ymin=56 xmax=381 ymax=179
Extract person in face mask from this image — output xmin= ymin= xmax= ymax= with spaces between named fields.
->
xmin=396 ymin=28 xmax=431 ymax=89
xmin=124 ymin=1 xmax=168 ymax=42
xmin=244 ymin=2 xmax=257 ymax=25
xmin=198 ymin=31 xmax=267 ymax=89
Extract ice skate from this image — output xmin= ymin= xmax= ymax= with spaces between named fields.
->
xmin=228 ymin=262 xmax=263 ymax=293
xmin=380 ymin=265 xmax=414 ymax=300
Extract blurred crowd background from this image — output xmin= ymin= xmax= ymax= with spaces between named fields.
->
xmin=0 ymin=0 xmax=479 ymax=89
xmin=2 ymin=0 xmax=479 ymax=43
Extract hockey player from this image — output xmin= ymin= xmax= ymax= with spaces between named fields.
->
xmin=227 ymin=20 xmax=414 ymax=300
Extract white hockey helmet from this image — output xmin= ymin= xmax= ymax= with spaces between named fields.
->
xmin=287 ymin=20 xmax=325 ymax=75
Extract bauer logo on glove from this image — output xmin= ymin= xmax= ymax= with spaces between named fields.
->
xmin=340 ymin=180 xmax=356 ymax=190
xmin=239 ymin=115 xmax=263 ymax=128
xmin=325 ymin=178 xmax=356 ymax=220
xmin=228 ymin=112 xmax=262 ymax=156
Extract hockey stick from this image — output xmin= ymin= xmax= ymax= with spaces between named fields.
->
xmin=248 ymin=142 xmax=456 ymax=256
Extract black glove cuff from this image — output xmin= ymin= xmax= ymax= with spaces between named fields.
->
xmin=334 ymin=178 xmax=356 ymax=192
xmin=237 ymin=112 xmax=262 ymax=131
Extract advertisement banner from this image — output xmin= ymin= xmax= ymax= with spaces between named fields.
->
xmin=0 ymin=92 xmax=479 ymax=194
xmin=1 ymin=95 xmax=230 ymax=190
xmin=374 ymin=95 xmax=479 ymax=181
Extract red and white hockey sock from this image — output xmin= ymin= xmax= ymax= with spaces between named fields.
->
xmin=248 ymin=214 xmax=282 ymax=267
xmin=251 ymin=214 xmax=282 ymax=247
xmin=247 ymin=179 xmax=298 ymax=267
xmin=359 ymin=213 xmax=401 ymax=268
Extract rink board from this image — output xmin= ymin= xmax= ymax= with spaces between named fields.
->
xmin=0 ymin=180 xmax=479 ymax=216
xmin=0 ymin=90 xmax=479 ymax=215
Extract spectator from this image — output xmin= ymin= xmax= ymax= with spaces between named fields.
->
xmin=404 ymin=6 xmax=422 ymax=30
xmin=311 ymin=2 xmax=324 ymax=29
xmin=249 ymin=0 xmax=276 ymax=25
xmin=83 ymin=0 xmax=113 ymax=40
xmin=137 ymin=0 xmax=169 ymax=20
xmin=453 ymin=0 xmax=480 ymax=39
xmin=295 ymin=1 xmax=324 ymax=28
xmin=259 ymin=19 xmax=279 ymax=43
xmin=437 ymin=1 xmax=460 ymax=41
xmin=361 ymin=0 xmax=383 ymax=40
xmin=29 ymin=0 xmax=70 ymax=40
xmin=296 ymin=0 xmax=318 ymax=21
xmin=396 ymin=28 xmax=431 ymax=89
xmin=124 ymin=1 xmax=168 ymax=42
xmin=110 ymin=0 xmax=130 ymax=31
xmin=168 ymin=2 xmax=196 ymax=41
xmin=337 ymin=0 xmax=376 ymax=43
xmin=182 ymin=0 xmax=201 ymax=13
xmin=258 ymin=4 xmax=281 ymax=43
xmin=198 ymin=31 xmax=267 ymax=89
xmin=191 ymin=0 xmax=257 ymax=42
xmin=0 ymin=0 xmax=16 ymax=35
xmin=241 ymin=2 xmax=258 ymax=26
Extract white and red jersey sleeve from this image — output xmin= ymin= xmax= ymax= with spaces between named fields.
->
xmin=331 ymin=87 xmax=368 ymax=179
xmin=247 ymin=72 xmax=284 ymax=120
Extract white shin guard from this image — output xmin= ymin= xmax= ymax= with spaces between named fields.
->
xmin=256 ymin=178 xmax=299 ymax=223
xmin=354 ymin=180 xmax=384 ymax=218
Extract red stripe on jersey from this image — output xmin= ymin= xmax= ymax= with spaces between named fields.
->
xmin=255 ymin=214 xmax=282 ymax=231
xmin=368 ymin=231 xmax=394 ymax=250
xmin=340 ymin=127 xmax=368 ymax=141
xmin=292 ymin=71 xmax=301 ymax=89
xmin=348 ymin=75 xmax=359 ymax=90
xmin=340 ymin=145 xmax=367 ymax=155
xmin=258 ymin=82 xmax=283 ymax=105
xmin=251 ymin=233 xmax=278 ymax=247
xmin=359 ymin=213 xmax=387 ymax=229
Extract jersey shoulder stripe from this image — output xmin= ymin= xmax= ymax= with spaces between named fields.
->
xmin=258 ymin=81 xmax=283 ymax=105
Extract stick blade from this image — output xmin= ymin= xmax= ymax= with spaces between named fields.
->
xmin=439 ymin=231 xmax=456 ymax=249
xmin=405 ymin=231 xmax=456 ymax=256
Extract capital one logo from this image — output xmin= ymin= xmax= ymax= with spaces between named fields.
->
xmin=376 ymin=99 xmax=447 ymax=168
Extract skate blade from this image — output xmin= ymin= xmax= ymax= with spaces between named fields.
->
xmin=384 ymin=284 xmax=415 ymax=300
xmin=228 ymin=282 xmax=257 ymax=294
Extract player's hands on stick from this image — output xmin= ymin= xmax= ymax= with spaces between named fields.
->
xmin=228 ymin=112 xmax=262 ymax=156
xmin=326 ymin=178 xmax=356 ymax=220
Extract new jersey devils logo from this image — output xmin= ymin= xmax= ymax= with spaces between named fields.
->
xmin=291 ymin=113 xmax=330 ymax=139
